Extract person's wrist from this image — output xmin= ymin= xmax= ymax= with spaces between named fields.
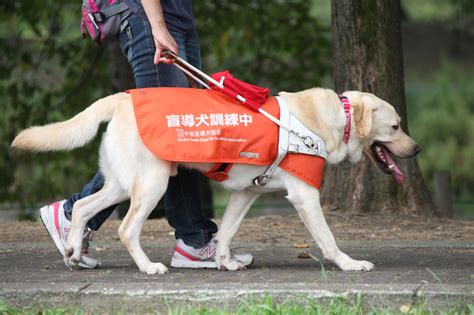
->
xmin=150 ymin=20 xmax=167 ymax=35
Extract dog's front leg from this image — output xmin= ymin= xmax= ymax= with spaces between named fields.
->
xmin=216 ymin=189 xmax=260 ymax=271
xmin=66 ymin=204 xmax=88 ymax=269
xmin=284 ymin=175 xmax=374 ymax=272
xmin=66 ymin=181 xmax=126 ymax=269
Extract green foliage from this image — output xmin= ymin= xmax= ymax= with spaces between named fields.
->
xmin=0 ymin=1 xmax=113 ymax=206
xmin=406 ymin=62 xmax=474 ymax=199
xmin=194 ymin=1 xmax=331 ymax=93
xmin=401 ymin=0 xmax=474 ymax=21
xmin=401 ymin=0 xmax=458 ymax=21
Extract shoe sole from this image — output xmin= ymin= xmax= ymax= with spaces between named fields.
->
xmin=234 ymin=256 xmax=254 ymax=267
xmin=243 ymin=257 xmax=254 ymax=267
xmin=170 ymin=257 xmax=218 ymax=269
xmin=170 ymin=257 xmax=254 ymax=269
xmin=39 ymin=206 xmax=98 ymax=269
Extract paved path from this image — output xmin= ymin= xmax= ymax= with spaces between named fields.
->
xmin=1 ymin=227 xmax=473 ymax=312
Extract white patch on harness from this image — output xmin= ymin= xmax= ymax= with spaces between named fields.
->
xmin=240 ymin=152 xmax=260 ymax=159
xmin=253 ymin=96 xmax=328 ymax=186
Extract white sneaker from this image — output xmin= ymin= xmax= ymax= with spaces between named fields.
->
xmin=170 ymin=237 xmax=253 ymax=269
xmin=39 ymin=200 xmax=100 ymax=269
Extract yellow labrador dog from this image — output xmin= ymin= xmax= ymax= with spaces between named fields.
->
xmin=12 ymin=88 xmax=420 ymax=274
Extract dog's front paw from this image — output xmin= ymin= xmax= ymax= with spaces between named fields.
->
xmin=357 ymin=260 xmax=375 ymax=272
xmin=340 ymin=259 xmax=374 ymax=272
xmin=64 ymin=248 xmax=81 ymax=270
xmin=140 ymin=262 xmax=169 ymax=275
xmin=218 ymin=260 xmax=246 ymax=271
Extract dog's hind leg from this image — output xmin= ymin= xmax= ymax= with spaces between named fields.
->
xmin=65 ymin=179 xmax=127 ymax=269
xmin=215 ymin=189 xmax=260 ymax=271
xmin=117 ymin=160 xmax=171 ymax=275
xmin=283 ymin=174 xmax=374 ymax=272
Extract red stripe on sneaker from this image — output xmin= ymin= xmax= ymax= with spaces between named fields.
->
xmin=173 ymin=245 xmax=200 ymax=261
xmin=53 ymin=202 xmax=61 ymax=237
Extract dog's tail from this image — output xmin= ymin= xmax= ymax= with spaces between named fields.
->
xmin=11 ymin=93 xmax=127 ymax=152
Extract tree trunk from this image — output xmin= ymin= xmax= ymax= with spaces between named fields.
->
xmin=322 ymin=0 xmax=434 ymax=215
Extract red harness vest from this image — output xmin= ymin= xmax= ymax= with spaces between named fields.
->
xmin=130 ymin=88 xmax=325 ymax=189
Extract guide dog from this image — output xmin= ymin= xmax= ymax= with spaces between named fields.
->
xmin=12 ymin=88 xmax=420 ymax=274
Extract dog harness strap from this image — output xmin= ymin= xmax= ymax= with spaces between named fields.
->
xmin=254 ymin=96 xmax=291 ymax=186
xmin=339 ymin=95 xmax=351 ymax=144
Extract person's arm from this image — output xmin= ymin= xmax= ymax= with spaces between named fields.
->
xmin=141 ymin=0 xmax=177 ymax=64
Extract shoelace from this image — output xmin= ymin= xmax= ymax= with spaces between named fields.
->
xmin=81 ymin=228 xmax=93 ymax=255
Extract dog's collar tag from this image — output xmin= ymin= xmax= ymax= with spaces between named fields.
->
xmin=339 ymin=96 xmax=352 ymax=144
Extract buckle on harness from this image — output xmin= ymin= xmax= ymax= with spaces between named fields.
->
xmin=302 ymin=136 xmax=316 ymax=149
xmin=253 ymin=175 xmax=270 ymax=186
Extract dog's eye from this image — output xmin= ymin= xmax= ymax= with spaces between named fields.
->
xmin=392 ymin=125 xmax=399 ymax=131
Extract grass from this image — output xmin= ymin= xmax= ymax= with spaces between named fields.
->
xmin=1 ymin=296 xmax=472 ymax=315
xmin=169 ymin=295 xmax=367 ymax=315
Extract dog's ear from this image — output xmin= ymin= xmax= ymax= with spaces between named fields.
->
xmin=351 ymin=95 xmax=377 ymax=139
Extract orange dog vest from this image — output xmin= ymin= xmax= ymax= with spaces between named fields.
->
xmin=130 ymin=88 xmax=325 ymax=189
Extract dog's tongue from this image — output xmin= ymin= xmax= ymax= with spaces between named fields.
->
xmin=382 ymin=146 xmax=405 ymax=184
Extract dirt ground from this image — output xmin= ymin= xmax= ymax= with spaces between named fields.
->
xmin=1 ymin=211 xmax=473 ymax=244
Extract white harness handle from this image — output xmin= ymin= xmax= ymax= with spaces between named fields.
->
xmin=163 ymin=50 xmax=295 ymax=136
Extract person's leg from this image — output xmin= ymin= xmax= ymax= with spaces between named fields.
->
xmin=163 ymin=30 xmax=217 ymax=247
xmin=166 ymin=29 xmax=252 ymax=267
xmin=121 ymin=16 xmax=217 ymax=248
xmin=184 ymin=30 xmax=202 ymax=74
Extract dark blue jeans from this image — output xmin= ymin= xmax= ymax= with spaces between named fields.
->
xmin=64 ymin=14 xmax=217 ymax=248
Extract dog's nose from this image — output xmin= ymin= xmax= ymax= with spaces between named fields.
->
xmin=413 ymin=144 xmax=422 ymax=155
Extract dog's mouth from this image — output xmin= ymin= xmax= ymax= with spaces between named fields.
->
xmin=367 ymin=142 xmax=405 ymax=184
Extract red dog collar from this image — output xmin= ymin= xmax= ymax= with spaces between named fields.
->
xmin=339 ymin=96 xmax=351 ymax=144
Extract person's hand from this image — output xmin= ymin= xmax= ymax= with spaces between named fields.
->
xmin=152 ymin=23 xmax=178 ymax=64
